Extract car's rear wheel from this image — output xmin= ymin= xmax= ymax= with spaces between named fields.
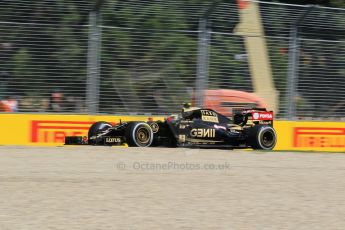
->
xmin=88 ymin=121 xmax=112 ymax=145
xmin=248 ymin=125 xmax=277 ymax=150
xmin=125 ymin=122 xmax=153 ymax=147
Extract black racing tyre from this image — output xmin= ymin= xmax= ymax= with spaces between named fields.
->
xmin=88 ymin=121 xmax=112 ymax=145
xmin=125 ymin=122 xmax=153 ymax=147
xmin=248 ymin=125 xmax=277 ymax=150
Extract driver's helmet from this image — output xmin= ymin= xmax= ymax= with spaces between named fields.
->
xmin=181 ymin=102 xmax=199 ymax=113
xmin=181 ymin=102 xmax=200 ymax=119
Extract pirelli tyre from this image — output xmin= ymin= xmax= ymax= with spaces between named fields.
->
xmin=248 ymin=125 xmax=277 ymax=150
xmin=125 ymin=122 xmax=154 ymax=147
xmin=88 ymin=121 xmax=112 ymax=145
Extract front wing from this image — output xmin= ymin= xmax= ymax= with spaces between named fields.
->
xmin=65 ymin=135 xmax=253 ymax=149
xmin=65 ymin=136 xmax=125 ymax=146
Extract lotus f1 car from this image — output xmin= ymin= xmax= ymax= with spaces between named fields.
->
xmin=65 ymin=106 xmax=277 ymax=150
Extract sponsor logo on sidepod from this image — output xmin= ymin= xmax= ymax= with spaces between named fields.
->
xmin=190 ymin=129 xmax=216 ymax=138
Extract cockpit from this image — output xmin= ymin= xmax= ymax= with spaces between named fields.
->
xmin=181 ymin=107 xmax=231 ymax=124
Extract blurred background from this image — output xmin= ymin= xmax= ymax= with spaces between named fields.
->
xmin=0 ymin=0 xmax=344 ymax=120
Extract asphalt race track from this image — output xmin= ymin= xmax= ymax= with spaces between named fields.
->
xmin=0 ymin=146 xmax=344 ymax=230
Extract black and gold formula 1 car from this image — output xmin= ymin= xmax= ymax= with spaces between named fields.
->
xmin=65 ymin=105 xmax=277 ymax=150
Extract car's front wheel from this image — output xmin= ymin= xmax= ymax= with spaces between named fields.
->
xmin=125 ymin=122 xmax=153 ymax=147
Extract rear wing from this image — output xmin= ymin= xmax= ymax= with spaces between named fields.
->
xmin=232 ymin=108 xmax=274 ymax=126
